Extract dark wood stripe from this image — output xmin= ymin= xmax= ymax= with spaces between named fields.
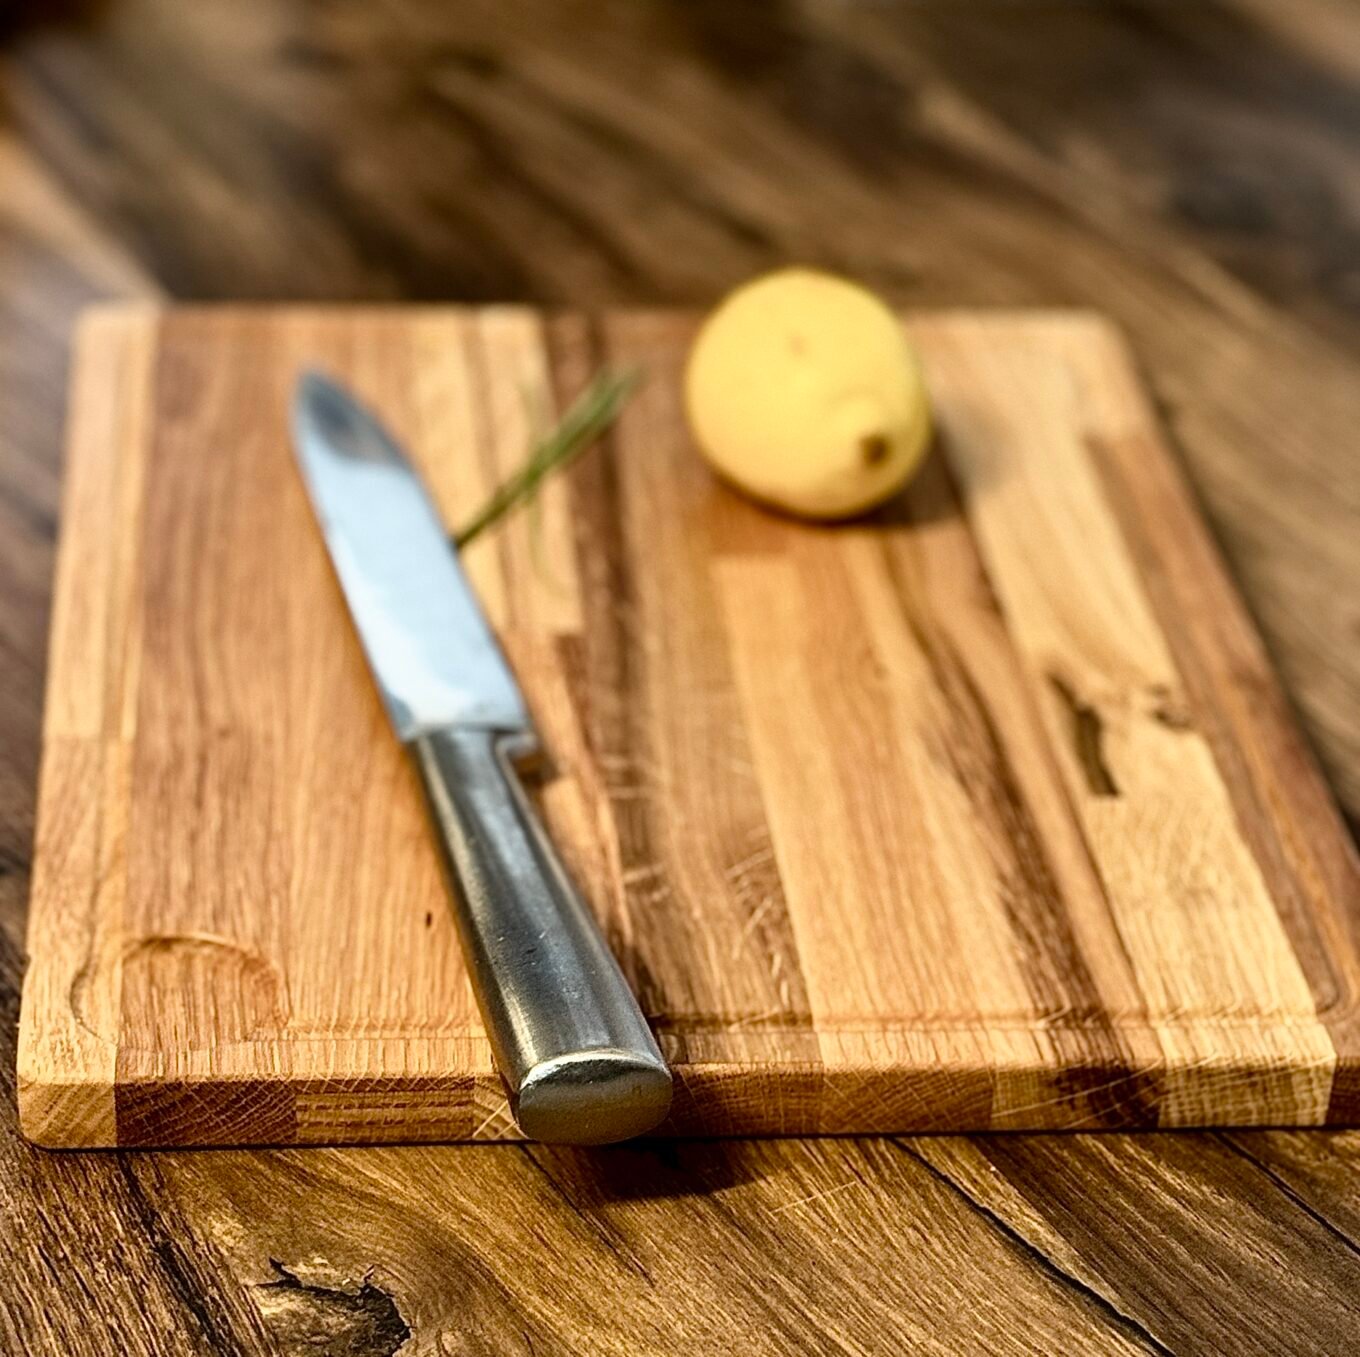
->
xmin=545 ymin=314 xmax=677 ymax=1038
xmin=551 ymin=312 xmax=816 ymax=1043
xmin=116 ymin=1078 xmax=296 ymax=1147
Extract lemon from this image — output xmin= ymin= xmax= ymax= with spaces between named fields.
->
xmin=685 ymin=268 xmax=931 ymax=518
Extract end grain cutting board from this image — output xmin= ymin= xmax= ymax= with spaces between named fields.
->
xmin=18 ymin=304 xmax=1360 ymax=1147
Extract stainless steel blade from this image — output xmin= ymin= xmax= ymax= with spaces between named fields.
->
xmin=291 ymin=370 xmax=533 ymax=743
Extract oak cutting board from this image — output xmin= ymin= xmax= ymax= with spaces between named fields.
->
xmin=18 ymin=304 xmax=1360 ymax=1147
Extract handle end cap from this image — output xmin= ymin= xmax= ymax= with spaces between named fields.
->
xmin=513 ymin=1049 xmax=673 ymax=1145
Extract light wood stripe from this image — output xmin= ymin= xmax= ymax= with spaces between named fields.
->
xmin=43 ymin=306 xmax=159 ymax=741
xmin=408 ymin=310 xmax=513 ymax=625
xmin=472 ymin=308 xmax=583 ymax=634
xmin=19 ymin=307 xmax=159 ymax=1145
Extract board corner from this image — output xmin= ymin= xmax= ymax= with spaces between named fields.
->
xmin=17 ymin=1065 xmax=119 ymax=1149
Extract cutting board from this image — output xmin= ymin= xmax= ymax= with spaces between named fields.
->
xmin=18 ymin=304 xmax=1360 ymax=1147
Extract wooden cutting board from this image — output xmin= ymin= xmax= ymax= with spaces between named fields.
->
xmin=18 ymin=304 xmax=1360 ymax=1147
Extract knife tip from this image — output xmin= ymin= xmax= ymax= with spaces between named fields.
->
xmin=291 ymin=368 xmax=400 ymax=469
xmin=294 ymin=366 xmax=340 ymax=413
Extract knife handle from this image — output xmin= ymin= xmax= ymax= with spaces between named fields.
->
xmin=411 ymin=726 xmax=672 ymax=1144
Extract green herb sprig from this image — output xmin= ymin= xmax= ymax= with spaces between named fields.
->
xmin=453 ymin=367 xmax=641 ymax=548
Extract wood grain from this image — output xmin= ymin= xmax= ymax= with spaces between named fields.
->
xmin=123 ymin=1138 xmax=1166 ymax=1357
xmin=5 ymin=2 xmax=1360 ymax=1353
xmin=18 ymin=303 xmax=1360 ymax=1146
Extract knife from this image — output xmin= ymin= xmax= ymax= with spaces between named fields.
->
xmin=291 ymin=371 xmax=671 ymax=1145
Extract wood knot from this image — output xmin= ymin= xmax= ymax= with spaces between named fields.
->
xmin=254 ymin=1261 xmax=410 ymax=1357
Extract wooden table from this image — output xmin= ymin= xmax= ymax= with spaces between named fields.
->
xmin=3 ymin=2 xmax=1359 ymax=1352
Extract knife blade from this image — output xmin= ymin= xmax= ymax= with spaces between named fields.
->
xmin=292 ymin=371 xmax=671 ymax=1145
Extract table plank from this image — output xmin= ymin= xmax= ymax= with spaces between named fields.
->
xmin=1224 ymin=1129 xmax=1360 ymax=1250
xmin=910 ymin=1134 xmax=1360 ymax=1356
xmin=125 ymin=1140 xmax=1162 ymax=1356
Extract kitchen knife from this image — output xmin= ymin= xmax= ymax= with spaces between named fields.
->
xmin=291 ymin=371 xmax=671 ymax=1145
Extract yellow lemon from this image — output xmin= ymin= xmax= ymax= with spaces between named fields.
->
xmin=685 ymin=268 xmax=931 ymax=519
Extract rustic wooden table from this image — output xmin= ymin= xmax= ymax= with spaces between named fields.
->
xmin=3 ymin=2 xmax=1359 ymax=1353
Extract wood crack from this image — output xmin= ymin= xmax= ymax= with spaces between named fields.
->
xmin=1048 ymin=673 xmax=1120 ymax=797
xmin=1218 ymin=1134 xmax=1360 ymax=1262
xmin=114 ymin=1158 xmax=259 ymax=1356
xmin=891 ymin=1141 xmax=1177 ymax=1357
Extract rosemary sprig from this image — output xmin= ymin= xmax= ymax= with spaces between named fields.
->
xmin=453 ymin=367 xmax=642 ymax=548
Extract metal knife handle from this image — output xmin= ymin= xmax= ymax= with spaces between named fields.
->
xmin=411 ymin=726 xmax=672 ymax=1144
